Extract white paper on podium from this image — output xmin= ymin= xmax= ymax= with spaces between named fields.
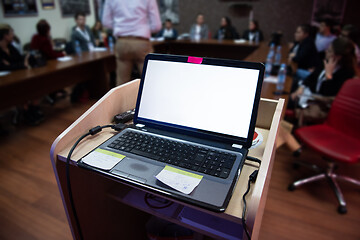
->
xmin=155 ymin=165 xmax=203 ymax=194
xmin=82 ymin=148 xmax=125 ymax=170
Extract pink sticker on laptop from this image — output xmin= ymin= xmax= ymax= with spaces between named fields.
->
xmin=187 ymin=56 xmax=203 ymax=64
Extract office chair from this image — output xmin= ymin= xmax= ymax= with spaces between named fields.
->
xmin=288 ymin=78 xmax=360 ymax=214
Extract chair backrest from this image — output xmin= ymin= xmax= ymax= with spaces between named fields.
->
xmin=327 ymin=78 xmax=360 ymax=140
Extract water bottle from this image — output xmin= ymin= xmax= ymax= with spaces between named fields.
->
xmin=276 ymin=63 xmax=286 ymax=94
xmin=255 ymin=32 xmax=259 ymax=44
xmin=75 ymin=40 xmax=82 ymax=56
xmin=217 ymin=29 xmax=224 ymax=42
xmin=108 ymin=36 xmax=114 ymax=52
xmin=274 ymin=46 xmax=282 ymax=66
xmin=267 ymin=43 xmax=275 ymax=60
xmin=265 ymin=56 xmax=273 ymax=77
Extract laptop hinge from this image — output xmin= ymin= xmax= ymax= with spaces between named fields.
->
xmin=232 ymin=144 xmax=243 ymax=149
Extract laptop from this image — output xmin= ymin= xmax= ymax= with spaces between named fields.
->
xmin=78 ymin=53 xmax=264 ymax=212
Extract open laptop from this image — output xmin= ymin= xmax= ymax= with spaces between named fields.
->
xmin=78 ymin=53 xmax=264 ymax=212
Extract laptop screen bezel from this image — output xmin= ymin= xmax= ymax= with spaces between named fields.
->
xmin=133 ymin=53 xmax=264 ymax=148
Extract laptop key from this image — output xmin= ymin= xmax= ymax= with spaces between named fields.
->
xmin=130 ymin=149 xmax=160 ymax=160
xmin=117 ymin=130 xmax=238 ymax=178
xmin=220 ymin=168 xmax=231 ymax=178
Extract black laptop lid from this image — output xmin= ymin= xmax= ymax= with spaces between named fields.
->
xmin=134 ymin=54 xmax=264 ymax=148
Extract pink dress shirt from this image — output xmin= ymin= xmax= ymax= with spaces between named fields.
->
xmin=102 ymin=0 xmax=162 ymax=39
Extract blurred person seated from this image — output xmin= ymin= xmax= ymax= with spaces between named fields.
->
xmin=288 ymin=24 xmax=319 ymax=92
xmin=156 ymin=19 xmax=178 ymax=40
xmin=341 ymin=24 xmax=360 ymax=64
xmin=0 ymin=24 xmax=29 ymax=71
xmin=31 ymin=19 xmax=65 ymax=59
xmin=0 ymin=24 xmax=44 ymax=125
xmin=289 ymin=38 xmax=356 ymax=124
xmin=213 ymin=16 xmax=239 ymax=40
xmin=71 ymin=12 xmax=96 ymax=52
xmin=189 ymin=14 xmax=209 ymax=41
xmin=12 ymin=35 xmax=22 ymax=55
xmin=242 ymin=20 xmax=264 ymax=42
xmin=91 ymin=20 xmax=107 ymax=47
xmin=315 ymin=18 xmax=336 ymax=57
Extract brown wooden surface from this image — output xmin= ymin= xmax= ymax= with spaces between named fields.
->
xmin=50 ymin=80 xmax=282 ymax=240
xmin=0 ymin=50 xmax=116 ymax=111
xmin=0 ymin=98 xmax=359 ymax=239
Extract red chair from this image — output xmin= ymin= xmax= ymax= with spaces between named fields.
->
xmin=288 ymin=79 xmax=360 ymax=214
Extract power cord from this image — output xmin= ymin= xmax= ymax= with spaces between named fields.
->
xmin=144 ymin=193 xmax=174 ymax=209
xmin=246 ymin=155 xmax=261 ymax=165
xmin=66 ymin=123 xmax=126 ymax=240
xmin=242 ymin=170 xmax=259 ymax=240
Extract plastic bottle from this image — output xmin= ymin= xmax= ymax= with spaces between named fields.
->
xmin=274 ymin=46 xmax=282 ymax=66
xmin=276 ymin=63 xmax=286 ymax=94
xmin=265 ymin=43 xmax=275 ymax=77
xmin=217 ymin=29 xmax=224 ymax=42
xmin=108 ymin=36 xmax=114 ymax=52
xmin=265 ymin=56 xmax=273 ymax=77
xmin=267 ymin=43 xmax=275 ymax=60
xmin=255 ymin=32 xmax=259 ymax=44
xmin=75 ymin=40 xmax=82 ymax=56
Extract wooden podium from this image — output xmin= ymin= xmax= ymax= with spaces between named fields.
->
xmin=50 ymin=79 xmax=284 ymax=240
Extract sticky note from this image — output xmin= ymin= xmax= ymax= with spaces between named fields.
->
xmin=155 ymin=165 xmax=203 ymax=194
xmin=82 ymin=148 xmax=125 ymax=170
xmin=187 ymin=56 xmax=203 ymax=64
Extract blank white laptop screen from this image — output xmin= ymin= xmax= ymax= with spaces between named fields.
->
xmin=138 ymin=60 xmax=260 ymax=139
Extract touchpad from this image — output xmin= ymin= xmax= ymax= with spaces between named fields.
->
xmin=111 ymin=157 xmax=161 ymax=181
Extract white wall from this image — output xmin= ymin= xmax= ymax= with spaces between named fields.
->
xmin=0 ymin=0 xmax=96 ymax=48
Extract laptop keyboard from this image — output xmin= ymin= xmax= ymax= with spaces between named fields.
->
xmin=107 ymin=131 xmax=237 ymax=179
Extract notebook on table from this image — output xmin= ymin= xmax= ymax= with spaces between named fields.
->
xmin=78 ymin=53 xmax=264 ymax=212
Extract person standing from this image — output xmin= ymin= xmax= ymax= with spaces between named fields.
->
xmin=102 ymin=0 xmax=161 ymax=86
xmin=71 ymin=12 xmax=96 ymax=52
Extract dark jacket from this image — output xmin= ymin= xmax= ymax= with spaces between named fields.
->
xmin=30 ymin=34 xmax=65 ymax=59
xmin=242 ymin=29 xmax=264 ymax=41
xmin=0 ymin=44 xmax=26 ymax=71
xmin=303 ymin=67 xmax=355 ymax=96
xmin=214 ymin=26 xmax=239 ymax=40
xmin=189 ymin=24 xmax=209 ymax=40
xmin=70 ymin=25 xmax=96 ymax=52
xmin=156 ymin=28 xmax=178 ymax=39
xmin=291 ymin=37 xmax=319 ymax=70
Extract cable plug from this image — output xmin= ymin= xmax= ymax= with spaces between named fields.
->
xmin=89 ymin=126 xmax=102 ymax=135
xmin=249 ymin=170 xmax=258 ymax=183
xmin=111 ymin=123 xmax=126 ymax=132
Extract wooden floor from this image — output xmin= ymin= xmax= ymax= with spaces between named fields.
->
xmin=0 ymin=98 xmax=359 ymax=240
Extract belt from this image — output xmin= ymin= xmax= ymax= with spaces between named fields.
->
xmin=117 ymin=36 xmax=149 ymax=41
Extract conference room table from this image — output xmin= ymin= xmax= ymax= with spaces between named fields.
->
xmin=0 ymin=39 xmax=289 ymax=112
xmin=0 ymin=50 xmax=116 ymax=111
xmin=50 ymin=41 xmax=290 ymax=240
xmin=152 ymin=39 xmax=259 ymax=60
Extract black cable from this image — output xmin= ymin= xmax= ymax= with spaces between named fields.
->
xmin=144 ymin=193 xmax=174 ymax=209
xmin=66 ymin=124 xmax=123 ymax=240
xmin=246 ymin=155 xmax=261 ymax=165
xmin=242 ymin=170 xmax=258 ymax=240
